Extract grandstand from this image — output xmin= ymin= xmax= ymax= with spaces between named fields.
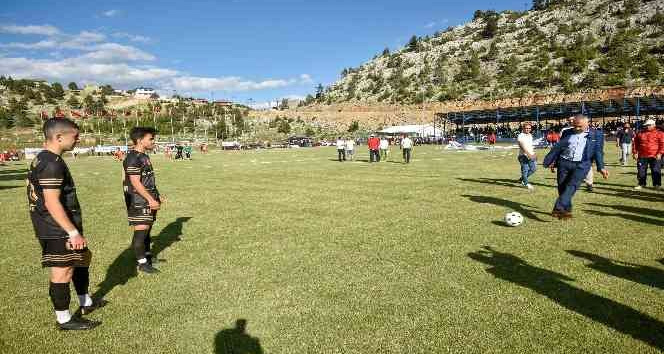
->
xmin=440 ymin=94 xmax=664 ymax=127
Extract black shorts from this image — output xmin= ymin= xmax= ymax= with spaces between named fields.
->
xmin=39 ymin=238 xmax=92 ymax=268
xmin=125 ymin=193 xmax=157 ymax=225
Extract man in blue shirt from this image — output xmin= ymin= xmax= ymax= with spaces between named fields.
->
xmin=543 ymin=115 xmax=609 ymax=219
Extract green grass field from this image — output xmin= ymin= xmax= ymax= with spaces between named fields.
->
xmin=1 ymin=145 xmax=663 ymax=353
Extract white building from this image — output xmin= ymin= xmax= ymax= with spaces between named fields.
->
xmin=134 ymin=87 xmax=156 ymax=99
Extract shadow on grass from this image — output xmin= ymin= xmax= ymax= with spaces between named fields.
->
xmin=215 ymin=319 xmax=263 ymax=354
xmin=0 ymin=185 xmax=22 ymax=191
xmin=567 ymin=250 xmax=664 ymax=290
xmin=0 ymin=170 xmax=27 ymax=182
xmin=583 ymin=209 xmax=664 ymax=227
xmin=458 ymin=177 xmax=554 ymax=190
xmin=586 ymin=203 xmax=664 ymax=219
xmin=468 ymin=246 xmax=664 ymax=351
xmin=462 ymin=194 xmax=550 ymax=222
xmin=93 ymin=217 xmax=191 ymax=300
xmin=589 ymin=189 xmax=664 ymax=203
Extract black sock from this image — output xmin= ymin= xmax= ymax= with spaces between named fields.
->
xmin=49 ymin=282 xmax=71 ymax=311
xmin=72 ymin=267 xmax=89 ymax=295
xmin=132 ymin=229 xmax=149 ymax=261
xmin=145 ymin=226 xmax=153 ymax=261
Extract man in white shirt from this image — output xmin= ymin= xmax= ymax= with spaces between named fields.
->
xmin=517 ymin=123 xmax=537 ymax=191
xmin=345 ymin=137 xmax=355 ymax=161
xmin=379 ymin=137 xmax=389 ymax=162
xmin=401 ymin=135 xmax=414 ymax=163
xmin=335 ymin=137 xmax=346 ymax=162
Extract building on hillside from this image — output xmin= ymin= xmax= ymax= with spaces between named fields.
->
xmin=213 ymin=100 xmax=233 ymax=107
xmin=193 ymin=98 xmax=209 ymax=104
xmin=134 ymin=87 xmax=156 ymax=99
xmin=378 ymin=124 xmax=443 ymax=138
xmin=113 ymin=89 xmax=127 ymax=96
xmin=33 ymin=79 xmax=50 ymax=88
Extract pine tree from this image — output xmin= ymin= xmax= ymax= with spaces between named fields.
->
xmin=407 ymin=35 xmax=419 ymax=52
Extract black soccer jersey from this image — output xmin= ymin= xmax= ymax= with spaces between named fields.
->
xmin=27 ymin=150 xmax=82 ymax=239
xmin=123 ymin=150 xmax=159 ymax=204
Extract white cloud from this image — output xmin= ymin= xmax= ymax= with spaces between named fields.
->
xmin=0 ymin=40 xmax=59 ymax=50
xmin=102 ymin=10 xmax=120 ymax=17
xmin=425 ymin=22 xmax=437 ymax=28
xmin=170 ymin=75 xmax=312 ymax=92
xmin=112 ymin=32 xmax=152 ymax=43
xmin=0 ymin=56 xmax=177 ymax=86
xmin=81 ymin=43 xmax=155 ymax=62
xmin=0 ymin=24 xmax=60 ymax=36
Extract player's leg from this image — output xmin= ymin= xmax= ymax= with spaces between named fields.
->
xmin=650 ymin=157 xmax=661 ymax=188
xmin=636 ymin=158 xmax=647 ymax=188
xmin=45 ymin=238 xmax=100 ymax=330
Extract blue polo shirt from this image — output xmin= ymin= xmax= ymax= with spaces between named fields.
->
xmin=562 ymin=130 xmax=588 ymax=162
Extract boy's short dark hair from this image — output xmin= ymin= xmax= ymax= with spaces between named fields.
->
xmin=129 ymin=127 xmax=157 ymax=144
xmin=43 ymin=118 xmax=79 ymax=140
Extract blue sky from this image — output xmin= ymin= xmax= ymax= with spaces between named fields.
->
xmin=0 ymin=0 xmax=526 ymax=107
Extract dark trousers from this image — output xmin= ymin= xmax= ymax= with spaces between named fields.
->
xmin=403 ymin=148 xmax=412 ymax=163
xmin=337 ymin=149 xmax=346 ymax=162
xmin=518 ymin=155 xmax=537 ymax=185
xmin=554 ymin=159 xmax=589 ymax=212
xmin=637 ymin=157 xmax=662 ymax=187
xmin=369 ymin=149 xmax=380 ymax=162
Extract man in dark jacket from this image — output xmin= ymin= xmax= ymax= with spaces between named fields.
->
xmin=616 ymin=122 xmax=635 ymax=166
xmin=543 ymin=115 xmax=609 ymax=219
xmin=632 ymin=119 xmax=664 ymax=190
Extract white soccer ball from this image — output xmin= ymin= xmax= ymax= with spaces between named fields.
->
xmin=504 ymin=212 xmax=524 ymax=227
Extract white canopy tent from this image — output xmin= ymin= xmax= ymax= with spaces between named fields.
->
xmin=377 ymin=124 xmax=442 ymax=137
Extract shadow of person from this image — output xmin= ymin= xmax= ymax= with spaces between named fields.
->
xmin=215 ymin=319 xmax=264 ymax=354
xmin=583 ymin=209 xmax=664 ymax=227
xmin=151 ymin=217 xmax=192 ymax=259
xmin=567 ymin=250 xmax=664 ymax=290
xmin=457 ymin=177 xmax=553 ymax=189
xmin=586 ymin=203 xmax=664 ymax=219
xmin=92 ymin=217 xmax=192 ymax=301
xmin=461 ymin=194 xmax=549 ymax=222
xmin=468 ymin=246 xmax=664 ymax=351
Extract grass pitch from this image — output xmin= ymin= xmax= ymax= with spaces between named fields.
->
xmin=1 ymin=145 xmax=663 ymax=353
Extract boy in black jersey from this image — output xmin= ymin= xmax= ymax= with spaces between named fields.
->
xmin=27 ymin=118 xmax=103 ymax=330
xmin=123 ymin=127 xmax=161 ymax=273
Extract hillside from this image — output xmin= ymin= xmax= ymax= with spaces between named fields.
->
xmin=312 ymin=0 xmax=664 ymax=105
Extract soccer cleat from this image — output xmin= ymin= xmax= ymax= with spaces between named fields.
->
xmin=79 ymin=298 xmax=108 ymax=316
xmin=57 ymin=317 xmax=101 ymax=331
xmin=559 ymin=211 xmax=573 ymax=220
xmin=526 ymin=183 xmax=535 ymax=192
xmin=138 ymin=263 xmax=160 ymax=274
xmin=634 ymin=185 xmax=643 ymax=190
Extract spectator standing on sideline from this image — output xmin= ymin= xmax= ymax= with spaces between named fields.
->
xmin=335 ymin=137 xmax=346 ymax=162
xmin=368 ymin=134 xmax=380 ymax=163
xmin=345 ymin=137 xmax=355 ymax=161
xmin=543 ymin=115 xmax=608 ymax=219
xmin=616 ymin=122 xmax=635 ymax=166
xmin=632 ymin=119 xmax=663 ymax=190
xmin=379 ymin=137 xmax=389 ymax=162
xmin=487 ymin=131 xmax=497 ymax=151
xmin=401 ymin=135 xmax=413 ymax=164
xmin=184 ymin=143 xmax=192 ymax=160
xmin=517 ymin=123 xmax=537 ymax=191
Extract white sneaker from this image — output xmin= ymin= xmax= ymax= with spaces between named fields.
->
xmin=634 ymin=185 xmax=643 ymax=190
xmin=526 ymin=183 xmax=535 ymax=191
